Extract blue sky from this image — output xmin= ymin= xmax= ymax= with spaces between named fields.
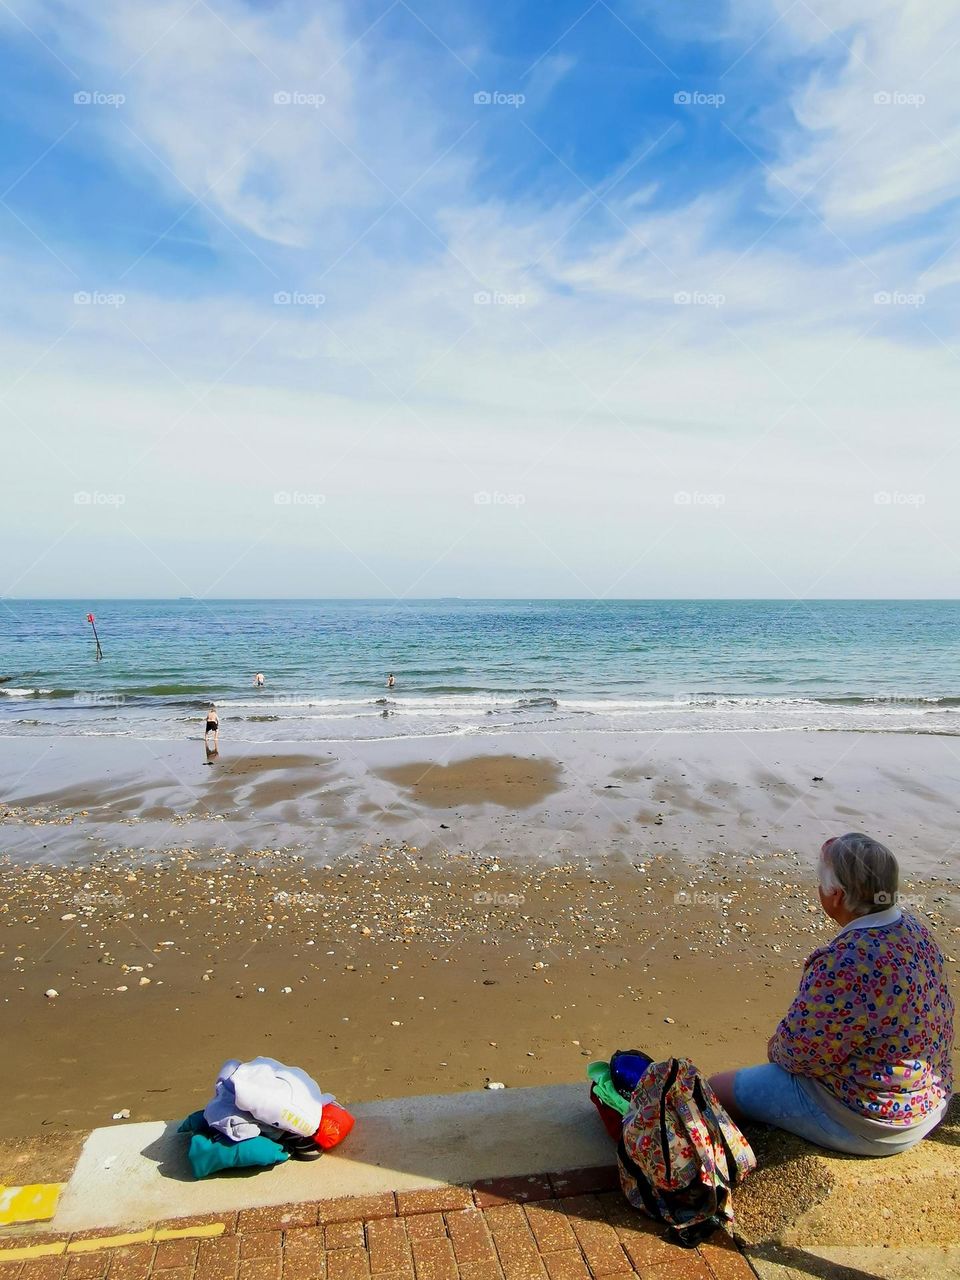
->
xmin=1 ymin=0 xmax=958 ymax=598
xmin=1 ymin=2 xmax=774 ymax=286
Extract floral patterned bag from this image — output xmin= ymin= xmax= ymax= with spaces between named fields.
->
xmin=618 ymin=1056 xmax=756 ymax=1247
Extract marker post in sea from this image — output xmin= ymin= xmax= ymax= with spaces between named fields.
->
xmin=87 ymin=612 xmax=104 ymax=661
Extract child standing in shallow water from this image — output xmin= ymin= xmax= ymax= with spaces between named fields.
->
xmin=204 ymin=704 xmax=219 ymax=748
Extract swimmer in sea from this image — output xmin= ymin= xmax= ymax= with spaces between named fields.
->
xmin=254 ymin=672 xmax=265 ymax=687
xmin=387 ymin=673 xmax=395 ymax=688
xmin=204 ymin=703 xmax=219 ymax=749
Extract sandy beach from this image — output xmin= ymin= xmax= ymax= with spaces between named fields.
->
xmin=1 ymin=729 xmax=957 ymax=1152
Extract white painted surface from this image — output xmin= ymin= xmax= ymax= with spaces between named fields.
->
xmin=51 ymin=1084 xmax=613 ymax=1231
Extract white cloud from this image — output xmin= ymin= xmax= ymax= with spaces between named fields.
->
xmin=5 ymin=0 xmax=471 ymax=247
xmin=737 ymin=1 xmax=960 ymax=230
xmin=629 ymin=1 xmax=960 ymax=232
xmin=2 ymin=0 xmax=960 ymax=595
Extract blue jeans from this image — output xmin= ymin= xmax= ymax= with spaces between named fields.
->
xmin=733 ymin=1064 xmax=941 ymax=1157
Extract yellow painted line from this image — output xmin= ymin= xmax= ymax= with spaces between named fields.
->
xmin=0 ymin=1217 xmax=226 ymax=1262
xmin=0 ymin=1182 xmax=63 ymax=1226
xmin=67 ymin=1229 xmax=155 ymax=1253
xmin=0 ymin=1241 xmax=66 ymax=1262
xmin=155 ymin=1223 xmax=226 ymax=1241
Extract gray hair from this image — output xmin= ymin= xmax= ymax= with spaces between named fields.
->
xmin=819 ymin=832 xmax=899 ymax=916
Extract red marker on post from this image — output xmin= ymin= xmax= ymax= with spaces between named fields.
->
xmin=87 ymin=612 xmax=104 ymax=661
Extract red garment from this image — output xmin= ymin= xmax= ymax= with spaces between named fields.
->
xmin=314 ymin=1102 xmax=355 ymax=1150
xmin=590 ymin=1083 xmax=623 ymax=1143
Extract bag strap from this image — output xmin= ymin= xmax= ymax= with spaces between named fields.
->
xmin=689 ymin=1077 xmax=734 ymax=1187
xmin=658 ymin=1058 xmax=681 ymax=1184
xmin=692 ymin=1076 xmax=756 ymax=1184
xmin=617 ymin=1136 xmax=667 ymax=1223
xmin=669 ymin=1215 xmax=726 ymax=1250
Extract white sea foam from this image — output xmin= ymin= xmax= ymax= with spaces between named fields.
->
xmin=5 ymin=691 xmax=958 ymax=744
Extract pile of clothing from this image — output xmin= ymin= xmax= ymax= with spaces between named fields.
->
xmin=178 ymin=1056 xmax=355 ymax=1179
xmin=587 ymin=1049 xmax=653 ymax=1140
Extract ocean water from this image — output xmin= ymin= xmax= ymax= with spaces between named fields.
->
xmin=1 ymin=599 xmax=958 ymax=742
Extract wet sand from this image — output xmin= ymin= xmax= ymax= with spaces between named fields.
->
xmin=0 ymin=729 xmax=958 ymax=1145
xmin=377 ymin=754 xmax=563 ymax=808
xmin=4 ymin=729 xmax=960 ymax=874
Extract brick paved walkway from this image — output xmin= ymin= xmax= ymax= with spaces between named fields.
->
xmin=0 ymin=1168 xmax=755 ymax=1280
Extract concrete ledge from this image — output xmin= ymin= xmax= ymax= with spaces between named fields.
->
xmin=736 ymin=1095 xmax=960 ymax=1249
xmin=14 ymin=1081 xmax=960 ymax=1265
xmin=47 ymin=1084 xmax=613 ymax=1232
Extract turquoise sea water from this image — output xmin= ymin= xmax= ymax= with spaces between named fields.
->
xmin=1 ymin=599 xmax=958 ymax=741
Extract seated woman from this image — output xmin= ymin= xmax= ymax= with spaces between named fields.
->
xmin=710 ymin=832 xmax=955 ymax=1156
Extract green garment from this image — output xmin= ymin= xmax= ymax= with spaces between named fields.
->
xmin=587 ymin=1061 xmax=630 ymax=1115
xmin=178 ymin=1111 xmax=290 ymax=1179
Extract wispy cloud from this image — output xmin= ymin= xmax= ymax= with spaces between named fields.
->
xmin=762 ymin=1 xmax=960 ymax=231
xmin=1 ymin=0 xmax=958 ymax=596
